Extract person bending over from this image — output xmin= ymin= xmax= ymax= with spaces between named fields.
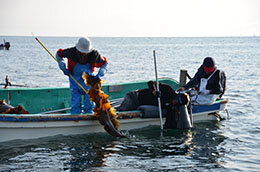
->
xmin=56 ymin=37 xmax=108 ymax=114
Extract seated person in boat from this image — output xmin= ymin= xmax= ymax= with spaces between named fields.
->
xmin=56 ymin=37 xmax=108 ymax=114
xmin=177 ymin=57 xmax=226 ymax=104
xmin=117 ymin=81 xmax=189 ymax=111
xmin=117 ymin=81 xmax=192 ymax=129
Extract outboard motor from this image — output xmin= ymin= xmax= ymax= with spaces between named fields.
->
xmin=164 ymin=93 xmax=193 ymax=129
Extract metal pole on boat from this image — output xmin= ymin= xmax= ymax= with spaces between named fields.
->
xmin=34 ymin=36 xmax=88 ymax=94
xmin=153 ymin=50 xmax=164 ymax=132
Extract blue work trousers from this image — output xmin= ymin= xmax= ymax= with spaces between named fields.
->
xmin=69 ymin=64 xmax=94 ymax=114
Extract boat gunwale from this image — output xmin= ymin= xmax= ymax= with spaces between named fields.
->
xmin=0 ymin=78 xmax=179 ymax=91
xmin=0 ymin=98 xmax=228 ymax=122
xmin=0 ymin=111 xmax=142 ymax=122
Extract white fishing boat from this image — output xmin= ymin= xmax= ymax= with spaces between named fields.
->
xmin=0 ymin=78 xmax=229 ymax=142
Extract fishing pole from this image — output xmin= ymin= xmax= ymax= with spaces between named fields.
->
xmin=34 ymin=35 xmax=88 ymax=94
xmin=153 ymin=50 xmax=164 ymax=133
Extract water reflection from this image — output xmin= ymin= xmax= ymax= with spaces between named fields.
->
xmin=95 ymin=122 xmax=228 ymax=171
xmin=0 ymin=134 xmax=116 ymax=171
xmin=189 ymin=122 xmax=227 ymax=170
xmin=0 ymin=121 xmax=228 ymax=171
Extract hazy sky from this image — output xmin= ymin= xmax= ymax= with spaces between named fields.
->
xmin=1 ymin=0 xmax=260 ymax=37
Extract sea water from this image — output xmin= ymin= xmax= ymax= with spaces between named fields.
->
xmin=0 ymin=36 xmax=260 ymax=171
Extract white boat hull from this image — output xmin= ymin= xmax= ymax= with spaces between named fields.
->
xmin=0 ymin=105 xmax=227 ymax=143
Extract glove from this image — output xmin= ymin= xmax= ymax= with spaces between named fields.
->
xmin=56 ymin=53 xmax=70 ymax=76
xmin=200 ymin=89 xmax=210 ymax=95
xmin=56 ymin=53 xmax=62 ymax=62
xmin=94 ymin=74 xmax=100 ymax=79
xmin=86 ymin=72 xmax=94 ymax=77
xmin=57 ymin=61 xmax=69 ymax=75
xmin=96 ymin=63 xmax=108 ymax=78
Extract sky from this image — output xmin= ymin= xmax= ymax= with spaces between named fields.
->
xmin=1 ymin=0 xmax=260 ymax=37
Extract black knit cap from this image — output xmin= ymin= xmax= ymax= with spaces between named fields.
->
xmin=203 ymin=57 xmax=215 ymax=73
xmin=203 ymin=57 xmax=215 ymax=67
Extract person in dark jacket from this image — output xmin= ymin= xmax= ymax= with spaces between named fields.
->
xmin=56 ymin=37 xmax=108 ymax=114
xmin=117 ymin=81 xmax=189 ymax=111
xmin=177 ymin=57 xmax=226 ymax=104
xmin=139 ymin=81 xmax=178 ymax=109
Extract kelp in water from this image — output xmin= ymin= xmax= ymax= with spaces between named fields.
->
xmin=82 ymin=72 xmax=126 ymax=138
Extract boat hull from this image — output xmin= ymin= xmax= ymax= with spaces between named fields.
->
xmin=0 ymin=78 xmax=229 ymax=142
xmin=0 ymin=99 xmax=228 ymax=142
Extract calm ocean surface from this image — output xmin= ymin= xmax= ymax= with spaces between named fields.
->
xmin=0 ymin=36 xmax=260 ymax=171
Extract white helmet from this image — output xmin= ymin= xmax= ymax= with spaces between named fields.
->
xmin=75 ymin=37 xmax=92 ymax=53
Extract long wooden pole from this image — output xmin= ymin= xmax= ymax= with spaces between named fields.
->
xmin=153 ymin=50 xmax=163 ymax=132
xmin=34 ymin=37 xmax=88 ymax=94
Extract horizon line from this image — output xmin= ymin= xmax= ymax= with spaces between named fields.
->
xmin=0 ymin=35 xmax=259 ymax=38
